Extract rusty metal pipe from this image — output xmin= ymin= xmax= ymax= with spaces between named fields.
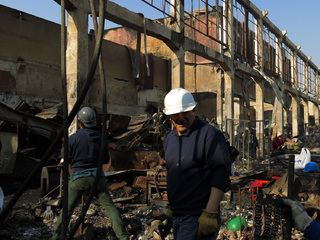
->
xmin=60 ymin=0 xmax=69 ymax=239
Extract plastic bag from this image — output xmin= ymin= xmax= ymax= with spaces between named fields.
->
xmin=294 ymin=147 xmax=311 ymax=170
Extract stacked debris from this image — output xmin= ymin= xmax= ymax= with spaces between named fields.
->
xmin=3 ymin=166 xmax=318 ymax=239
xmin=1 ymin=102 xmax=320 ymax=239
xmin=0 ymin=102 xmax=171 ymax=188
xmin=1 ymin=171 xmax=173 ymax=240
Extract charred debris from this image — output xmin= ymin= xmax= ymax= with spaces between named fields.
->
xmin=1 ymin=101 xmax=320 ymax=239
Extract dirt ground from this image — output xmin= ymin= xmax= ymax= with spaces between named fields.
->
xmin=1 ymin=187 xmax=54 ymax=240
xmin=0 ymin=157 xmax=309 ymax=240
xmin=0 ymin=184 xmax=171 ymax=240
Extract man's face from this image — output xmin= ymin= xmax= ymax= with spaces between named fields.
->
xmin=169 ymin=110 xmax=195 ymax=136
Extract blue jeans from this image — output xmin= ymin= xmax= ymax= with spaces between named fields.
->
xmin=173 ymin=214 xmax=220 ymax=240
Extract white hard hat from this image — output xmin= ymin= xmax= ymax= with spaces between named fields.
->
xmin=163 ymin=88 xmax=197 ymax=115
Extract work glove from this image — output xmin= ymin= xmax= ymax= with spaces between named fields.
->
xmin=282 ymin=198 xmax=313 ymax=232
xmin=198 ymin=209 xmax=219 ymax=239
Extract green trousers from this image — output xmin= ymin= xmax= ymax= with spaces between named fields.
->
xmin=51 ymin=176 xmax=128 ymax=240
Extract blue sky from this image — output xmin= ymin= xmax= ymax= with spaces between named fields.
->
xmin=0 ymin=0 xmax=319 ymax=67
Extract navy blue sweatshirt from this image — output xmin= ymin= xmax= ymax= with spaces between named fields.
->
xmin=164 ymin=117 xmax=231 ymax=215
xmin=69 ymin=128 xmax=108 ymax=173
xmin=304 ymin=220 xmax=320 ymax=240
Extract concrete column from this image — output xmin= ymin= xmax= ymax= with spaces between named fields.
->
xmin=254 ymin=15 xmax=265 ymax=149
xmin=315 ymin=104 xmax=320 ymax=126
xmin=224 ymin=0 xmax=234 ymax=59
xmin=239 ymin=97 xmax=245 ymax=120
xmin=283 ymin=108 xmax=288 ymax=128
xmin=255 ymin=78 xmax=264 ymax=158
xmin=309 ymin=101 xmax=314 ymax=119
xmin=293 ymin=48 xmax=300 ymax=88
xmin=318 ymin=70 xmax=320 ymax=125
xmin=302 ymin=99 xmax=309 ymax=135
xmin=314 ymin=69 xmax=319 ymax=126
xmin=274 ymin=95 xmax=284 ymax=136
xmin=224 ymin=71 xmax=234 ymax=142
xmin=255 ymin=16 xmax=264 ymax=68
xmin=283 ymin=92 xmax=289 ymax=127
xmin=303 ymin=61 xmax=308 ymax=94
xmin=291 ymin=49 xmax=296 ymax=87
xmin=171 ymin=49 xmax=185 ymax=88
xmin=171 ymin=0 xmax=185 ymax=89
xmin=291 ymin=95 xmax=299 ymax=137
xmin=216 ymin=67 xmax=223 ymax=127
xmin=223 ymin=0 xmax=234 ymax=140
xmin=277 ymin=35 xmax=283 ymax=79
xmin=314 ymin=69 xmax=318 ymax=99
xmin=66 ymin=7 xmax=88 ymax=134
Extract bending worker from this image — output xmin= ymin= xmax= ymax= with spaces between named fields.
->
xmin=163 ymin=88 xmax=231 ymax=240
xmin=51 ymin=107 xmax=128 ymax=240
xmin=283 ymin=198 xmax=320 ymax=240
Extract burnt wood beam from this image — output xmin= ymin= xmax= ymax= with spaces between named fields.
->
xmin=0 ymin=102 xmax=61 ymax=139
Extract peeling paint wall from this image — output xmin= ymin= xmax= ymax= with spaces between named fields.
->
xmin=104 ymin=17 xmax=278 ymax=122
xmin=0 ymin=5 xmax=169 ymax=116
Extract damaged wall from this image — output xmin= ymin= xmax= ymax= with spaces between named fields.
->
xmin=103 ymin=15 xmax=278 ymax=122
xmin=0 ymin=5 xmax=168 ymax=116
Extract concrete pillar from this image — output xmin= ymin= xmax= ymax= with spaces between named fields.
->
xmin=224 ymin=71 xmax=234 ymax=144
xmin=302 ymin=99 xmax=309 ymax=135
xmin=255 ymin=78 xmax=264 ymax=158
xmin=224 ymin=0 xmax=234 ymax=60
xmin=303 ymin=61 xmax=308 ymax=94
xmin=277 ymin=34 xmax=287 ymax=136
xmin=255 ymin=16 xmax=264 ymax=69
xmin=216 ymin=67 xmax=223 ymax=127
xmin=283 ymin=92 xmax=289 ymax=127
xmin=239 ymin=97 xmax=245 ymax=120
xmin=277 ymin=35 xmax=283 ymax=79
xmin=291 ymin=95 xmax=299 ymax=137
xmin=223 ymin=0 xmax=234 ymax=140
xmin=171 ymin=0 xmax=185 ymax=89
xmin=66 ymin=7 xmax=89 ymax=135
xmin=291 ymin=49 xmax=296 ymax=87
xmin=317 ymin=70 xmax=320 ymax=125
xmin=314 ymin=69 xmax=319 ymax=126
xmin=224 ymin=72 xmax=234 ymax=120
xmin=171 ymin=49 xmax=185 ymax=88
xmin=309 ymin=101 xmax=314 ymax=120
xmin=290 ymin=48 xmax=299 ymax=137
xmin=274 ymin=95 xmax=284 ymax=136
xmin=293 ymin=49 xmax=300 ymax=89
xmin=283 ymin=108 xmax=288 ymax=128
xmin=315 ymin=104 xmax=320 ymax=126
xmin=314 ymin=69 xmax=318 ymax=100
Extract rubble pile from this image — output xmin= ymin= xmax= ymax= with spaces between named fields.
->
xmin=0 ymin=102 xmax=320 ymax=239
xmin=2 ymin=165 xmax=315 ymax=240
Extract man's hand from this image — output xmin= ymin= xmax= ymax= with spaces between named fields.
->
xmin=198 ymin=210 xmax=218 ymax=239
xmin=282 ymin=198 xmax=313 ymax=232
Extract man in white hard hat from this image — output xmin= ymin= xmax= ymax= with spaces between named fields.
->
xmin=163 ymin=88 xmax=231 ymax=240
xmin=51 ymin=107 xmax=128 ymax=240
